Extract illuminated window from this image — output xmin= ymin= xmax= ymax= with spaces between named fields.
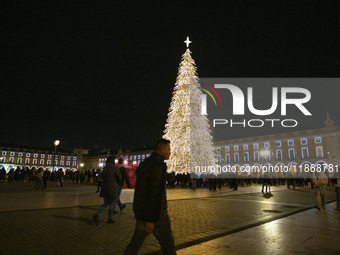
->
xmin=73 ymin=162 xmax=77 ymax=166
xmin=244 ymin=152 xmax=249 ymax=162
xmin=25 ymin=158 xmax=30 ymax=164
xmin=34 ymin=154 xmax=38 ymax=158
xmin=302 ymin=147 xmax=309 ymax=159
xmin=276 ymin=150 xmax=283 ymax=160
xmin=264 ymin=151 xmax=271 ymax=161
xmin=315 ymin=137 xmax=322 ymax=144
xmin=73 ymin=157 xmax=77 ymax=161
xmin=288 ymin=140 xmax=294 ymax=146
xmin=316 ymin=146 xmax=324 ymax=158
xmin=60 ymin=161 xmax=64 ymax=166
xmin=264 ymin=142 xmax=270 ymax=149
xmin=40 ymin=159 xmax=44 ymax=165
xmin=67 ymin=156 xmax=71 ymax=160
xmin=0 ymin=157 xmax=5 ymax=163
xmin=301 ymin=138 xmax=307 ymax=145
xmin=253 ymin=143 xmax=259 ymax=149
xmin=61 ymin=156 xmax=65 ymax=160
xmin=243 ymin=144 xmax=249 ymax=150
xmin=254 ymin=151 xmax=260 ymax=161
xmin=10 ymin=152 xmax=15 ymax=156
xmin=9 ymin=157 xmax=14 ymax=163
xmin=217 ymin=154 xmax=221 ymax=163
xmin=33 ymin=159 xmax=37 ymax=165
xmin=17 ymin=158 xmax=22 ymax=164
xmin=234 ymin=145 xmax=239 ymax=151
xmin=225 ymin=146 xmax=230 ymax=152
xmin=225 ymin=154 xmax=230 ymax=163
xmin=275 ymin=141 xmax=281 ymax=147
xmin=67 ymin=161 xmax=70 ymax=166
xmin=19 ymin=152 xmax=23 ymax=157
xmin=48 ymin=155 xmax=52 ymax=159
xmin=2 ymin=151 xmax=6 ymax=155
xmin=288 ymin=148 xmax=295 ymax=159
xmin=26 ymin=153 xmax=30 ymax=157
xmin=234 ymin=153 xmax=239 ymax=163
xmin=47 ymin=160 xmax=51 ymax=166
xmin=41 ymin=154 xmax=45 ymax=158
xmin=216 ymin=147 xmax=221 ymax=153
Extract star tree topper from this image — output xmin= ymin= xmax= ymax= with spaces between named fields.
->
xmin=184 ymin=36 xmax=192 ymax=47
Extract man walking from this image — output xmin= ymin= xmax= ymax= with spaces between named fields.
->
xmin=95 ymin=169 xmax=102 ymax=193
xmin=114 ymin=157 xmax=131 ymax=213
xmin=124 ymin=138 xmax=176 ymax=255
xmin=92 ymin=156 xmax=122 ymax=224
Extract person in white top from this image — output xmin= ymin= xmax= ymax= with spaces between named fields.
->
xmin=313 ymin=171 xmax=328 ymax=210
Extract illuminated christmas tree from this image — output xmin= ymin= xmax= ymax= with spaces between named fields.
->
xmin=163 ymin=37 xmax=216 ymax=173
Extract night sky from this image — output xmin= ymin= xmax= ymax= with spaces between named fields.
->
xmin=1 ymin=1 xmax=340 ymax=151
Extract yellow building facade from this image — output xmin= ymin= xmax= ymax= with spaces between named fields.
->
xmin=213 ymin=114 xmax=340 ymax=177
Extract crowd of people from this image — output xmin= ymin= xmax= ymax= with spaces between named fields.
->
xmin=0 ymin=166 xmax=108 ymax=185
xmin=1 ymin=166 xmax=339 ymax=194
xmin=0 ymin=138 xmax=339 ymax=255
xmin=165 ymin=171 xmax=339 ymax=191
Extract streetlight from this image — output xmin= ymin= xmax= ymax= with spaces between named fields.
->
xmin=53 ymin=140 xmax=60 ymax=172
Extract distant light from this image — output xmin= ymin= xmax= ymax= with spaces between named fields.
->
xmin=260 ymin=150 xmax=270 ymax=156
xmin=54 ymin=140 xmax=60 ymax=146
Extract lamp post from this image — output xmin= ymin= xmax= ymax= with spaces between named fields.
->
xmin=53 ymin=140 xmax=60 ymax=172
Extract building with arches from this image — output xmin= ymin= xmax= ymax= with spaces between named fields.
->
xmin=0 ymin=144 xmax=80 ymax=173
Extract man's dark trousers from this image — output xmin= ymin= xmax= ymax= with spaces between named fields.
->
xmin=124 ymin=210 xmax=176 ymax=255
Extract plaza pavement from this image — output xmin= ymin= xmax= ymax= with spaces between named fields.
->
xmin=0 ymin=182 xmax=338 ymax=255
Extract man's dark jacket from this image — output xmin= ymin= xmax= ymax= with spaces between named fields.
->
xmin=100 ymin=162 xmax=122 ymax=200
xmin=118 ymin=165 xmax=131 ymax=188
xmin=133 ymin=152 xmax=167 ymax=223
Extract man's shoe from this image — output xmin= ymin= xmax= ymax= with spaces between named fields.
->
xmin=113 ymin=210 xmax=119 ymax=214
xmin=92 ymin=214 xmax=99 ymax=225
xmin=314 ymin=205 xmax=321 ymax=211
xmin=120 ymin=204 xmax=126 ymax=211
xmin=107 ymin=219 xmax=116 ymax=224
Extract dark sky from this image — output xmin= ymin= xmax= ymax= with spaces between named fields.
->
xmin=1 ymin=1 xmax=340 ymax=151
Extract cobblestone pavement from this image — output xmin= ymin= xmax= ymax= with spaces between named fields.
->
xmin=0 ymin=182 xmax=336 ymax=255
